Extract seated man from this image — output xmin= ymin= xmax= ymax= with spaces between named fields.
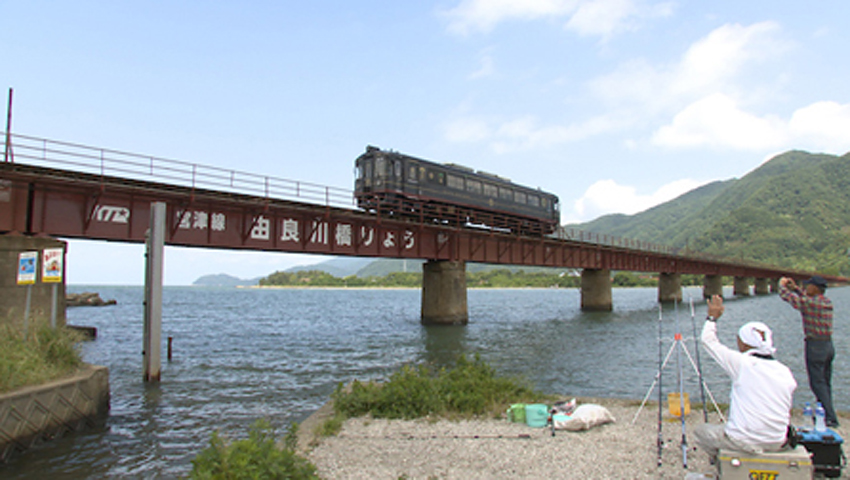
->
xmin=693 ymin=295 xmax=797 ymax=458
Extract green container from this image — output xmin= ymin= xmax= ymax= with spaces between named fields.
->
xmin=506 ymin=404 xmax=527 ymax=423
xmin=525 ymin=404 xmax=549 ymax=428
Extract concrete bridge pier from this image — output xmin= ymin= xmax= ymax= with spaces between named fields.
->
xmin=754 ymin=278 xmax=770 ymax=295
xmin=733 ymin=276 xmax=751 ymax=296
xmin=421 ymin=260 xmax=468 ymax=325
xmin=703 ymin=275 xmax=723 ymax=299
xmin=581 ymin=269 xmax=612 ymax=311
xmin=658 ymin=273 xmax=682 ymax=303
xmin=769 ymin=278 xmax=779 ymax=293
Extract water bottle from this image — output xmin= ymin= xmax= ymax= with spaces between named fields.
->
xmin=803 ymin=402 xmax=813 ymax=425
xmin=814 ymin=402 xmax=827 ymax=432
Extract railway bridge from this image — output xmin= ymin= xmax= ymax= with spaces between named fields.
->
xmin=2 ymin=133 xmax=846 ymax=323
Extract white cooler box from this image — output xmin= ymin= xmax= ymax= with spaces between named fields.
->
xmin=717 ymin=445 xmax=813 ymax=480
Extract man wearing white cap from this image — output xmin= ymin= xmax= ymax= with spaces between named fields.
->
xmin=693 ymin=295 xmax=797 ymax=458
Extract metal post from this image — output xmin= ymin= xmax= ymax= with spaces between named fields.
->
xmin=4 ymin=87 xmax=12 ymax=163
xmin=143 ymin=202 xmax=166 ymax=382
xmin=50 ymin=284 xmax=57 ymax=328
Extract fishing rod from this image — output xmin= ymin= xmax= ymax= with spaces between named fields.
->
xmin=689 ymin=297 xmax=709 ymax=423
xmin=674 ymin=299 xmax=688 ymax=469
xmin=657 ymin=303 xmax=664 ymax=467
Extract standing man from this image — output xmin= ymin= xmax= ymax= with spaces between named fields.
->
xmin=693 ymin=295 xmax=797 ymax=457
xmin=779 ymin=275 xmax=838 ymax=427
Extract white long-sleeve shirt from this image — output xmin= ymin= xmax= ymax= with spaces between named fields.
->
xmin=701 ymin=321 xmax=797 ymax=447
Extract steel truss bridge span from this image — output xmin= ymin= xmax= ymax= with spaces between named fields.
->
xmin=1 ymin=133 xmax=844 ymax=283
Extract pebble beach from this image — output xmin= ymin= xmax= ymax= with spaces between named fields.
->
xmin=299 ymin=398 xmax=847 ymax=479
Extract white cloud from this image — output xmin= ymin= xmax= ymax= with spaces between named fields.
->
xmin=591 ymin=21 xmax=785 ymax=109
xmin=571 ymin=177 xmax=706 ymax=221
xmin=444 ymin=113 xmax=627 ymax=152
xmin=443 ymin=0 xmax=578 ymax=35
xmin=469 ymin=54 xmax=495 ymax=79
xmin=651 ymin=93 xmax=786 ymax=150
xmin=654 ymin=96 xmax=850 ymax=154
xmin=442 ymin=0 xmax=668 ymax=38
xmin=787 ymin=101 xmax=850 ymax=153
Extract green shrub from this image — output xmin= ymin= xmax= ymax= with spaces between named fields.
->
xmin=189 ymin=419 xmax=319 ymax=480
xmin=331 ymin=354 xmax=549 ymax=420
xmin=0 ymin=321 xmax=84 ymax=393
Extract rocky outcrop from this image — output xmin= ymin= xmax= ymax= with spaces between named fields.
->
xmin=66 ymin=292 xmax=117 ymax=307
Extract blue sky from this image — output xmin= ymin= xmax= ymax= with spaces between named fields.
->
xmin=3 ymin=1 xmax=849 ymax=285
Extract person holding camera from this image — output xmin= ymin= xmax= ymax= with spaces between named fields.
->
xmin=693 ymin=295 xmax=797 ymax=458
xmin=779 ymin=275 xmax=838 ymax=427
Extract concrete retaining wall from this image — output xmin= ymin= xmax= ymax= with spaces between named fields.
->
xmin=0 ymin=364 xmax=109 ymax=462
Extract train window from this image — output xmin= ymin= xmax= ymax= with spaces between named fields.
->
xmin=528 ymin=195 xmax=540 ymax=207
xmin=365 ymin=161 xmax=372 ymax=179
xmin=499 ymin=187 xmax=513 ymax=201
xmin=393 ymin=160 xmax=402 ymax=178
xmin=447 ymin=174 xmax=464 ymax=190
xmin=514 ymin=192 xmax=527 ymax=204
xmin=408 ymin=165 xmax=418 ymax=182
xmin=483 ymin=183 xmax=498 ymax=197
xmin=466 ymin=179 xmax=482 ymax=194
xmin=375 ymin=157 xmax=387 ymax=177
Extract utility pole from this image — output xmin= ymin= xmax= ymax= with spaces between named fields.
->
xmin=4 ymin=87 xmax=12 ymax=163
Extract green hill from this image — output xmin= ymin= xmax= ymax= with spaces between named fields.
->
xmin=572 ymin=150 xmax=850 ymax=276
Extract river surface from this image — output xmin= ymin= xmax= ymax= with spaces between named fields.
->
xmin=3 ymin=285 xmax=849 ymax=478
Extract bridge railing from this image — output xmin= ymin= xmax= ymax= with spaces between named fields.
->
xmin=4 ymin=133 xmax=356 ymax=209
xmin=1 ymin=132 xmax=800 ymax=275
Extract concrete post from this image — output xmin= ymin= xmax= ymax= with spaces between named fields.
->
xmin=143 ymin=202 xmax=166 ymax=382
xmin=421 ymin=260 xmax=468 ymax=325
xmin=703 ymin=275 xmax=723 ymax=299
xmin=581 ymin=268 xmax=612 ymax=311
xmin=733 ymin=276 xmax=750 ymax=296
xmin=754 ymin=278 xmax=770 ymax=295
xmin=658 ymin=272 xmax=682 ymax=304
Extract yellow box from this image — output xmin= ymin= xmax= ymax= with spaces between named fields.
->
xmin=667 ymin=392 xmax=690 ymax=417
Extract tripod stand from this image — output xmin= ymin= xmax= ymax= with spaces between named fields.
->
xmin=631 ymin=300 xmax=725 ymax=468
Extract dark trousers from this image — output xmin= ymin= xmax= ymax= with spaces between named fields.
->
xmin=805 ymin=339 xmax=837 ymax=425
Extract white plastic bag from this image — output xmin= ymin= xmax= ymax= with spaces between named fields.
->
xmin=552 ymin=404 xmax=615 ymax=431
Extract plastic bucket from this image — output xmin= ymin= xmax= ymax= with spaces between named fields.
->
xmin=668 ymin=392 xmax=691 ymax=417
xmin=506 ymin=404 xmax=526 ymax=423
xmin=525 ymin=404 xmax=549 ymax=427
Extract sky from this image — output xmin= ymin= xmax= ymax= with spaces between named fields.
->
xmin=3 ymin=1 xmax=849 ymax=285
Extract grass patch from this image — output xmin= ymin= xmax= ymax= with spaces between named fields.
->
xmin=189 ymin=419 xmax=319 ymax=480
xmin=0 ymin=321 xmax=84 ymax=393
xmin=331 ymin=354 xmax=552 ymax=421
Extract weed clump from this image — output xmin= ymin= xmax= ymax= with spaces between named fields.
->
xmin=331 ymin=354 xmax=550 ymax=420
xmin=0 ymin=321 xmax=84 ymax=393
xmin=189 ymin=420 xmax=319 ymax=479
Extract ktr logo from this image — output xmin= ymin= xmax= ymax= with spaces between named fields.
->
xmin=94 ymin=205 xmax=130 ymax=224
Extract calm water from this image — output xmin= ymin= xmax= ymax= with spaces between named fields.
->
xmin=3 ymin=285 xmax=848 ymax=478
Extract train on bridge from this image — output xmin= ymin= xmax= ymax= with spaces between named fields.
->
xmin=354 ymin=146 xmax=560 ymax=235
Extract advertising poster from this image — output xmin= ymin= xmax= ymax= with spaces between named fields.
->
xmin=17 ymin=251 xmax=37 ymax=285
xmin=42 ymin=248 xmax=64 ymax=283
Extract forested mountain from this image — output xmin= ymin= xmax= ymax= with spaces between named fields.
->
xmin=572 ymin=150 xmax=850 ymax=276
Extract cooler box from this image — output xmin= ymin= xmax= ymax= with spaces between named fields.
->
xmin=524 ymin=404 xmax=549 ymax=428
xmin=717 ymin=446 xmax=812 ymax=480
xmin=797 ymin=427 xmax=844 ymax=478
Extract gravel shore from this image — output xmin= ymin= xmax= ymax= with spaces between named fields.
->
xmin=299 ymin=398 xmax=847 ymax=479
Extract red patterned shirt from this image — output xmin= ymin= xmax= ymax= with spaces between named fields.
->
xmin=779 ymin=285 xmax=833 ymax=339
